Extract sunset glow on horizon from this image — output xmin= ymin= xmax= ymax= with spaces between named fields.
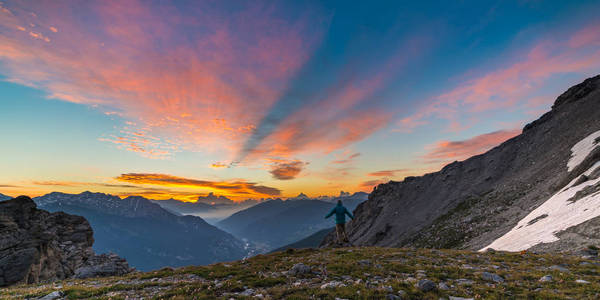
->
xmin=1 ymin=1 xmax=600 ymax=202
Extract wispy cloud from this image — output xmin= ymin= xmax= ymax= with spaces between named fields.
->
xmin=210 ymin=162 xmax=228 ymax=169
xmin=236 ymin=33 xmax=432 ymax=162
xmin=32 ymin=180 xmax=139 ymax=189
xmin=397 ymin=21 xmax=600 ymax=133
xmin=98 ymin=127 xmax=178 ymax=159
xmin=115 ymin=173 xmax=281 ymax=197
xmin=421 ymin=129 xmax=520 ymax=164
xmin=367 ymin=169 xmax=408 ymax=177
xmin=331 ymin=152 xmax=361 ymax=164
xmin=0 ymin=1 xmax=324 ymax=160
xmin=358 ymin=179 xmax=387 ymax=191
xmin=0 ymin=184 xmax=20 ymax=188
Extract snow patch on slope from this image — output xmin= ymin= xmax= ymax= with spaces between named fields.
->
xmin=481 ymin=130 xmax=600 ymax=252
xmin=482 ymin=161 xmax=600 ymax=252
xmin=567 ymin=130 xmax=600 ymax=172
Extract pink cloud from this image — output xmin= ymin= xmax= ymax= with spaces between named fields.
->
xmin=421 ymin=129 xmax=520 ymax=164
xmin=235 ymin=33 xmax=432 ymax=162
xmin=0 ymin=1 xmax=324 ymax=159
xmin=397 ymin=21 xmax=600 ymax=133
xmin=331 ymin=152 xmax=361 ymax=164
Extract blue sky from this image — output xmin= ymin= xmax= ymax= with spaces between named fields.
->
xmin=0 ymin=0 xmax=599 ymax=200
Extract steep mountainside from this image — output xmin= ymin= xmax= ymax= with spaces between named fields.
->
xmin=218 ymin=194 xmax=366 ymax=251
xmin=0 ymin=196 xmax=131 ymax=287
xmin=324 ymin=75 xmax=600 ymax=252
xmin=34 ymin=192 xmax=247 ymax=271
xmin=0 ymin=193 xmax=10 ymax=201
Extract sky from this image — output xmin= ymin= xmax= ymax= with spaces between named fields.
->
xmin=1 ymin=0 xmax=600 ymax=202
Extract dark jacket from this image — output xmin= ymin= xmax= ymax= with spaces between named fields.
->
xmin=325 ymin=203 xmax=354 ymax=224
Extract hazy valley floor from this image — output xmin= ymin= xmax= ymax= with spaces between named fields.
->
xmin=3 ymin=247 xmax=600 ymax=300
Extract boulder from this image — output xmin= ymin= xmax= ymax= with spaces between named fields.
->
xmin=288 ymin=263 xmax=312 ymax=276
xmin=417 ymin=279 xmax=436 ymax=292
xmin=481 ymin=272 xmax=504 ymax=283
xmin=0 ymin=196 xmax=132 ymax=286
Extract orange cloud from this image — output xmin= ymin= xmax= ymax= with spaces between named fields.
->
xmin=397 ymin=21 xmax=600 ymax=133
xmin=421 ymin=129 xmax=520 ymax=164
xmin=367 ymin=169 xmax=408 ymax=177
xmin=358 ymin=179 xmax=387 ymax=191
xmin=115 ymin=173 xmax=281 ymax=197
xmin=210 ymin=162 xmax=228 ymax=169
xmin=247 ymin=107 xmax=394 ymax=161
xmin=116 ymin=188 xmax=204 ymax=202
xmin=32 ymin=181 xmax=138 ymax=189
xmin=0 ymin=184 xmax=20 ymax=188
xmin=268 ymin=159 xmax=307 ymax=180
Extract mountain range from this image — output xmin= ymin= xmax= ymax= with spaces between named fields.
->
xmin=324 ymin=75 xmax=600 ymax=254
xmin=33 ymin=192 xmax=247 ymax=271
xmin=219 ymin=192 xmax=368 ymax=252
xmin=151 ymin=194 xmax=261 ymax=224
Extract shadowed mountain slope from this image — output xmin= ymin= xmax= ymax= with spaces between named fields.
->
xmin=323 ymin=75 xmax=600 ymax=252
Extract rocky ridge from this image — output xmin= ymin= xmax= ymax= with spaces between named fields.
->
xmin=323 ymin=75 xmax=600 ymax=253
xmin=0 ymin=196 xmax=132 ymax=287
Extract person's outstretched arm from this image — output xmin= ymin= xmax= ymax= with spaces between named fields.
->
xmin=345 ymin=208 xmax=354 ymax=220
xmin=325 ymin=207 xmax=335 ymax=219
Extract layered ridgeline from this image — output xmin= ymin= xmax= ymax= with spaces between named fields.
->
xmin=0 ymin=193 xmax=10 ymax=201
xmin=324 ymin=75 xmax=600 ymax=253
xmin=34 ymin=192 xmax=247 ymax=271
xmin=150 ymin=193 xmax=260 ymax=224
xmin=218 ymin=192 xmax=367 ymax=252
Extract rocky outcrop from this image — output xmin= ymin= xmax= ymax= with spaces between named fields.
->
xmin=0 ymin=196 xmax=132 ymax=287
xmin=322 ymin=74 xmax=600 ymax=251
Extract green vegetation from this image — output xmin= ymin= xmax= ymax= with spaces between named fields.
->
xmin=2 ymin=247 xmax=599 ymax=299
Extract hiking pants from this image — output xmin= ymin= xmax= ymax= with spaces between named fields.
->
xmin=335 ymin=223 xmax=349 ymax=244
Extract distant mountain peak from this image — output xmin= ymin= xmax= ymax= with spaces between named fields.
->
xmin=296 ymin=193 xmax=309 ymax=199
xmin=0 ymin=193 xmax=11 ymax=201
xmin=197 ymin=192 xmax=233 ymax=205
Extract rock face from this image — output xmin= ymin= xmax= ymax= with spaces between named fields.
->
xmin=322 ymin=74 xmax=600 ymax=252
xmin=0 ymin=196 xmax=131 ymax=287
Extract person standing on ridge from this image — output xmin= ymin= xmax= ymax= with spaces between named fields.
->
xmin=325 ymin=200 xmax=354 ymax=245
